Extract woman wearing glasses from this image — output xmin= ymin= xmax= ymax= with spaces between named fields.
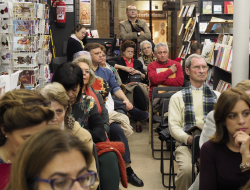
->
xmin=67 ymin=24 xmax=87 ymax=61
xmin=138 ymin=40 xmax=156 ymax=72
xmin=5 ymin=128 xmax=96 ymax=190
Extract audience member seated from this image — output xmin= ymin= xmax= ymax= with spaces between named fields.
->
xmin=147 ymin=42 xmax=184 ymax=101
xmin=84 ymin=43 xmax=149 ymax=132
xmin=168 ymin=54 xmax=220 ymax=190
xmin=99 ymin=45 xmax=122 ymax=85
xmin=5 ymin=128 xmax=96 ymax=190
xmin=200 ymin=88 xmax=250 ymax=190
xmin=74 ymin=50 xmax=92 ymax=61
xmin=51 ymin=62 xmax=130 ymax=189
xmin=138 ymin=40 xmax=157 ymax=72
xmin=72 ymin=56 xmax=144 ymax=187
xmin=183 ymin=42 xmax=202 ymax=87
xmin=67 ymin=24 xmax=87 ymax=61
xmin=188 ymin=79 xmax=250 ymax=190
xmin=40 ymin=82 xmax=100 ymax=190
xmin=0 ymin=89 xmax=54 ymax=189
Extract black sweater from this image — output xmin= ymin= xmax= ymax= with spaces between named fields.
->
xmin=66 ymin=38 xmax=84 ymax=61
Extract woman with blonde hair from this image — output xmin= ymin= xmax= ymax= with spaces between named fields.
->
xmin=200 ymin=88 xmax=250 ymax=190
xmin=5 ymin=128 xmax=96 ymax=190
xmin=0 ymin=89 xmax=55 ymax=189
xmin=40 ymin=82 xmax=121 ymax=190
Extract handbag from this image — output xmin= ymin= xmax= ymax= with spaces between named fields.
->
xmin=128 ymin=73 xmax=141 ymax=83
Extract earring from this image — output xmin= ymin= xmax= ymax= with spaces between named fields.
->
xmin=5 ymin=135 xmax=7 ymax=138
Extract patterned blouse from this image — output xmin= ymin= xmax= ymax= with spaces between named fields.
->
xmin=71 ymin=95 xmax=106 ymax=143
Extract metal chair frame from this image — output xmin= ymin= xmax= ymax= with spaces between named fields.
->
xmin=192 ymin=135 xmax=201 ymax=183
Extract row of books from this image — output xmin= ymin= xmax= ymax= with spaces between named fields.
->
xmin=178 ymin=4 xmax=195 ymax=18
xmin=216 ymin=80 xmax=232 ymax=93
xmin=179 ymin=16 xmax=198 ymax=42
xmin=214 ymin=46 xmax=233 ymax=72
xmin=203 ymin=1 xmax=234 ymax=14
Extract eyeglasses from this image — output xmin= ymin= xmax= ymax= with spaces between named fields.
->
xmin=36 ymin=171 xmax=96 ymax=190
xmin=192 ymin=65 xmax=208 ymax=71
xmin=128 ymin=9 xmax=137 ymax=12
xmin=82 ymin=69 xmax=90 ymax=74
xmin=142 ymin=46 xmax=151 ymax=51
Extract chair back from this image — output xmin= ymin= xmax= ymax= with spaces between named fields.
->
xmin=152 ymin=86 xmax=184 ymax=100
xmin=161 ymin=99 xmax=170 ymax=125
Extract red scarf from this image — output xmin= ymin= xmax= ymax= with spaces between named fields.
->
xmin=84 ymin=86 xmax=102 ymax=115
xmin=123 ymin=56 xmax=134 ymax=68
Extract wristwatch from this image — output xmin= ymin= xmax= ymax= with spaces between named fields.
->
xmin=240 ymin=162 xmax=250 ymax=170
xmin=137 ymin=32 xmax=140 ymax=36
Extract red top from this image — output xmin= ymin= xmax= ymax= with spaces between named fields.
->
xmin=147 ymin=59 xmax=184 ymax=99
xmin=123 ymin=56 xmax=134 ymax=68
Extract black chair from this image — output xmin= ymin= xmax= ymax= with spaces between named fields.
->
xmin=150 ymin=86 xmax=184 ymax=159
xmin=93 ymin=143 xmax=100 ymax=190
xmin=192 ymin=135 xmax=201 ymax=183
xmin=159 ymin=99 xmax=177 ymax=189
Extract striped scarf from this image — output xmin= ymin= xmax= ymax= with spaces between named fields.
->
xmin=182 ymin=82 xmax=217 ymax=132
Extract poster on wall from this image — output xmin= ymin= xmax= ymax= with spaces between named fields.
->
xmin=80 ymin=0 xmax=91 ymax=25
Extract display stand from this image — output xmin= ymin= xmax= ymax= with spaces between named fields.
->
xmin=0 ymin=0 xmax=50 ymax=93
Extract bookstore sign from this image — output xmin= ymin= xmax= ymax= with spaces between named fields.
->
xmin=137 ymin=11 xmax=166 ymax=20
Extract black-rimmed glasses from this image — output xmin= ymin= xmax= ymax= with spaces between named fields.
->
xmin=36 ymin=171 xmax=96 ymax=190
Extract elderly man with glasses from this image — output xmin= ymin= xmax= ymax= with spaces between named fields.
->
xmin=119 ymin=5 xmax=151 ymax=44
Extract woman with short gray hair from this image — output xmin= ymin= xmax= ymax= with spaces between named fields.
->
xmin=138 ymin=40 xmax=156 ymax=71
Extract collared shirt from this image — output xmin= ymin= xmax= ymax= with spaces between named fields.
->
xmin=94 ymin=65 xmax=121 ymax=95
xmin=128 ymin=19 xmax=139 ymax=32
xmin=191 ymin=85 xmax=204 ymax=91
xmin=123 ymin=56 xmax=134 ymax=68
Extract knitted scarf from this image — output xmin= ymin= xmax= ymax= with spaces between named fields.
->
xmin=182 ymin=82 xmax=217 ymax=132
xmin=142 ymin=52 xmax=157 ymax=66
xmin=70 ymin=34 xmax=84 ymax=49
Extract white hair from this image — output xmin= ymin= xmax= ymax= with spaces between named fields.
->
xmin=154 ymin=42 xmax=169 ymax=53
xmin=185 ymin=54 xmax=206 ymax=68
xmin=73 ymin=51 xmax=92 ymax=61
xmin=140 ymin=40 xmax=152 ymax=50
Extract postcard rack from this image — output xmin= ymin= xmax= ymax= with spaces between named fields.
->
xmin=0 ymin=0 xmax=50 ymax=91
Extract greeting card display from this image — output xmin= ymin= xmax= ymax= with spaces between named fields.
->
xmin=13 ymin=53 xmax=36 ymax=67
xmin=0 ymin=4 xmax=10 ymax=18
xmin=44 ymin=4 xmax=49 ymax=19
xmin=1 ymin=50 xmax=11 ymax=64
xmin=0 ymin=20 xmax=10 ymax=33
xmin=13 ymin=3 xmax=35 ymax=18
xmin=44 ymin=19 xmax=49 ymax=34
xmin=13 ymin=20 xmax=34 ymax=34
xmin=1 ymin=36 xmax=10 ymax=50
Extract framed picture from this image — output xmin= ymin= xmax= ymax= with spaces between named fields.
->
xmin=79 ymin=0 xmax=91 ymax=25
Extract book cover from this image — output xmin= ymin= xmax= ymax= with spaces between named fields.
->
xmin=44 ymin=19 xmax=50 ymax=34
xmin=178 ymin=45 xmax=184 ymax=58
xmin=217 ymin=34 xmax=223 ymax=44
xmin=91 ymin=30 xmax=99 ymax=38
xmin=186 ymin=4 xmax=195 ymax=17
xmin=178 ymin=23 xmax=184 ymax=36
xmin=156 ymin=68 xmax=176 ymax=92
xmin=185 ymin=18 xmax=192 ymax=29
xmin=14 ymin=69 xmax=39 ymax=84
xmin=1 ymin=36 xmax=10 ymax=50
xmin=43 ymin=35 xmax=50 ymax=50
xmin=213 ymin=5 xmax=222 ymax=14
xmin=1 ymin=50 xmax=11 ymax=64
xmin=0 ymin=4 xmax=10 ymax=18
xmin=199 ymin=22 xmax=208 ymax=33
xmin=203 ymin=1 xmax=212 ymax=14
xmin=178 ymin=5 xmax=185 ymax=18
xmin=201 ymin=40 xmax=214 ymax=62
xmin=13 ymin=53 xmax=36 ymax=67
xmin=13 ymin=36 xmax=35 ymax=51
xmin=13 ymin=20 xmax=34 ymax=35
xmin=224 ymin=1 xmax=234 ymax=14
xmin=13 ymin=2 xmax=35 ymax=18
xmin=182 ymin=5 xmax=189 ymax=17
xmin=227 ymin=5 xmax=234 ymax=14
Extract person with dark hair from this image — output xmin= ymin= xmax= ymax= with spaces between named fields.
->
xmin=5 ymin=128 xmax=96 ymax=190
xmin=0 ymin=89 xmax=55 ymax=189
xmin=51 ymin=62 xmax=124 ymax=190
xmin=67 ymin=24 xmax=87 ymax=61
xmin=200 ymin=88 xmax=250 ymax=190
xmin=84 ymin=43 xmax=149 ymax=133
xmin=51 ymin=62 xmax=106 ymax=143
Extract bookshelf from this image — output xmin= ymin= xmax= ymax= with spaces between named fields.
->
xmin=198 ymin=0 xmax=234 ymax=43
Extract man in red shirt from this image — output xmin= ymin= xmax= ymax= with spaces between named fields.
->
xmin=147 ymin=42 xmax=184 ymax=100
